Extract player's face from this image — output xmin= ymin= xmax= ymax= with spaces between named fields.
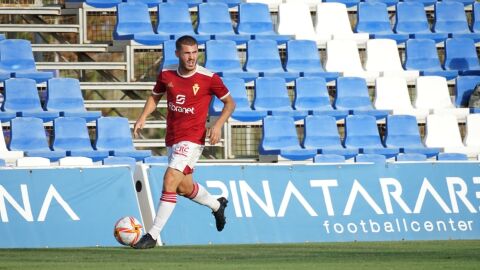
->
xmin=176 ymin=44 xmax=198 ymax=73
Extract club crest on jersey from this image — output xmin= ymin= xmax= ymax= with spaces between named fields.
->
xmin=192 ymin=83 xmax=200 ymax=96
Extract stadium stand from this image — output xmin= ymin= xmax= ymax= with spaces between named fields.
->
xmin=363 ymin=0 xmax=399 ymax=7
xmin=373 ymin=76 xmax=429 ymax=121
xmin=414 ymin=76 xmax=470 ymax=121
xmin=395 ymin=153 xmax=428 ymax=162
xmin=0 ymin=39 xmax=53 ymax=83
xmin=143 ymin=155 xmax=168 ymax=164
xmin=384 ymin=115 xmax=441 ymax=157
xmin=245 ymin=0 xmax=282 ymax=9
xmin=204 ymin=40 xmax=258 ymax=81
xmin=334 ymin=77 xmax=390 ymax=119
xmin=436 ymin=152 xmax=469 ymax=161
xmin=52 ymin=117 xmax=110 ymax=162
xmin=46 ymin=78 xmax=102 ymax=122
xmin=402 ymin=0 xmax=436 ymax=6
xmin=285 ymin=40 xmax=340 ymax=81
xmin=160 ymin=40 xmax=178 ymax=69
xmin=424 ymin=114 xmax=479 ymax=157
xmin=236 ymin=3 xmax=291 ymax=44
xmin=455 ymin=76 xmax=480 ymax=113
xmin=463 ymin=113 xmax=480 ymax=151
xmin=433 ymin=1 xmax=480 ymax=41
xmin=210 ymin=77 xmax=267 ymax=122
xmin=442 ymin=0 xmax=476 ymax=6
xmin=444 ymin=38 xmax=480 ymax=75
xmin=277 ymin=2 xmax=317 ymax=41
xmin=156 ymin=2 xmax=210 ymax=44
xmin=113 ymin=2 xmax=170 ymax=45
xmin=313 ymin=154 xmax=346 ymax=163
xmin=293 ymin=77 xmax=348 ymax=119
xmin=343 ymin=115 xmax=400 ymax=158
xmin=355 ymin=2 xmax=409 ymax=43
xmin=244 ymin=40 xmax=298 ymax=82
xmin=0 ymin=159 xmax=5 ymax=167
xmin=259 ymin=115 xmax=317 ymax=161
xmin=102 ymin=156 xmax=137 ymax=172
xmin=197 ymin=2 xmax=250 ymax=44
xmin=394 ymin=2 xmax=448 ymax=43
xmin=58 ymin=156 xmax=94 ymax=166
xmin=80 ymin=0 xmax=122 ymax=8
xmin=314 ymin=2 xmax=369 ymax=46
xmin=205 ymin=0 xmax=242 ymax=8
xmin=364 ymin=39 xmax=419 ymax=83
xmin=324 ymin=39 xmax=379 ymax=83
xmin=164 ymin=0 xmax=203 ymax=7
xmin=354 ymin=153 xmax=387 ymax=164
xmin=404 ymin=39 xmax=458 ymax=80
xmin=473 ymin=2 xmax=480 ymax=33
xmin=9 ymin=117 xmax=67 ymax=161
xmin=15 ymin=156 xmax=51 ymax=167
xmin=2 ymin=78 xmax=59 ymax=122
xmin=127 ymin=0 xmax=163 ymax=8
xmin=302 ymin=115 xmax=358 ymax=158
xmin=253 ymin=77 xmax=307 ymax=120
xmin=323 ymin=0 xmax=360 ymax=8
xmin=95 ymin=117 xmax=152 ymax=161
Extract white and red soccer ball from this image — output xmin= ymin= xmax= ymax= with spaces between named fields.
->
xmin=113 ymin=216 xmax=143 ymax=246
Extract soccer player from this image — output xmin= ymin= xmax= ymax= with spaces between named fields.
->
xmin=132 ymin=35 xmax=236 ymax=249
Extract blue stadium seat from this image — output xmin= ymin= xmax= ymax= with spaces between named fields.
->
xmin=164 ymin=0 xmax=203 ymax=7
xmin=197 ymin=3 xmax=250 ymax=44
xmin=160 ymin=40 xmax=177 ymax=68
xmin=95 ymin=117 xmax=151 ymax=161
xmin=302 ymin=115 xmax=358 ymax=158
xmin=323 ymin=0 xmax=360 ymax=8
xmin=244 ymin=40 xmax=299 ymax=82
xmin=0 ymin=39 xmax=53 ymax=83
xmin=2 ymin=78 xmax=59 ymax=122
xmin=395 ymin=153 xmax=427 ymax=161
xmin=433 ymin=2 xmax=480 ymax=41
xmin=102 ymin=156 xmax=137 ymax=172
xmin=126 ymin=0 xmax=162 ymax=8
xmin=404 ymin=39 xmax=458 ymax=80
xmin=455 ymin=76 xmax=480 ymax=113
xmin=0 ymin=158 xmax=5 ymax=167
xmin=237 ymin=3 xmax=291 ymax=44
xmin=9 ymin=117 xmax=66 ymax=161
xmin=436 ymin=152 xmax=469 ymax=161
xmin=363 ymin=0 xmax=398 ymax=7
xmin=444 ymin=38 xmax=480 ymax=75
xmin=210 ymin=77 xmax=267 ymax=121
xmin=84 ymin=0 xmax=121 ymax=8
xmin=384 ymin=115 xmax=441 ymax=157
xmin=113 ymin=2 xmax=170 ymax=45
xmin=259 ymin=116 xmax=317 ymax=160
xmin=442 ymin=0 xmax=476 ymax=7
xmin=313 ymin=154 xmax=346 ymax=163
xmin=156 ymin=2 xmax=210 ymax=44
xmin=285 ymin=40 xmax=340 ymax=82
xmin=253 ymin=77 xmax=307 ymax=120
xmin=334 ymin=77 xmax=389 ymax=119
xmin=205 ymin=0 xmax=241 ymax=8
xmin=344 ymin=115 xmax=399 ymax=158
xmin=204 ymin=40 xmax=258 ymax=82
xmin=143 ymin=155 xmax=168 ymax=164
xmin=46 ymin=78 xmax=102 ymax=122
xmin=354 ymin=153 xmax=386 ymax=164
xmin=53 ymin=117 xmax=109 ymax=162
xmin=402 ymin=0 xmax=436 ymax=6
xmin=394 ymin=2 xmax=448 ymax=43
xmin=355 ymin=2 xmax=409 ymax=43
xmin=473 ymin=2 xmax=480 ymax=33
xmin=293 ymin=77 xmax=348 ymax=119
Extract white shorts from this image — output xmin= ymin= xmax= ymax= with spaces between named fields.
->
xmin=167 ymin=141 xmax=204 ymax=175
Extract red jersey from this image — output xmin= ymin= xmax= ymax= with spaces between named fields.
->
xmin=152 ymin=64 xmax=230 ymax=146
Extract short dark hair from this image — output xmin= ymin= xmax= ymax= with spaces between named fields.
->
xmin=175 ymin=35 xmax=198 ymax=50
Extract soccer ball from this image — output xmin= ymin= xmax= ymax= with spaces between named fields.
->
xmin=113 ymin=216 xmax=143 ymax=246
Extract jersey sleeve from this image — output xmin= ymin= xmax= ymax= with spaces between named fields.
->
xmin=210 ymin=74 xmax=230 ymax=100
xmin=152 ymin=71 xmax=166 ymax=95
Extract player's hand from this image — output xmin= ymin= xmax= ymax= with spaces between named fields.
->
xmin=133 ymin=117 xmax=146 ymax=139
xmin=207 ymin=124 xmax=222 ymax=145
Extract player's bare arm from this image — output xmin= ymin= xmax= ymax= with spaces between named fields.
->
xmin=208 ymin=94 xmax=236 ymax=145
xmin=133 ymin=94 xmax=163 ymax=138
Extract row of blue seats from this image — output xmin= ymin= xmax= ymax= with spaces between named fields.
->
xmin=2 ymin=116 xmax=150 ymax=162
xmin=112 ymin=1 xmax=480 ymax=46
xmin=209 ymin=75 xmax=480 ymax=123
xmin=260 ymin=114 xmax=443 ymax=161
xmin=0 ymin=156 xmax=168 ymax=167
xmin=160 ymin=38 xmax=480 ymax=84
xmin=312 ymin=153 xmax=472 ymax=163
xmin=0 ymin=78 xmax=101 ymax=123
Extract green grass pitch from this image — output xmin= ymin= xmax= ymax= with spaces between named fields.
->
xmin=0 ymin=240 xmax=479 ymax=270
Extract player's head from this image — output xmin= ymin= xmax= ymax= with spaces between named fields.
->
xmin=175 ymin=35 xmax=198 ymax=74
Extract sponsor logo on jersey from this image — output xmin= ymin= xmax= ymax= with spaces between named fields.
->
xmin=176 ymin=94 xmax=186 ymax=105
xmin=173 ymin=143 xmax=190 ymax=157
xmin=193 ymin=83 xmax=200 ymax=96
